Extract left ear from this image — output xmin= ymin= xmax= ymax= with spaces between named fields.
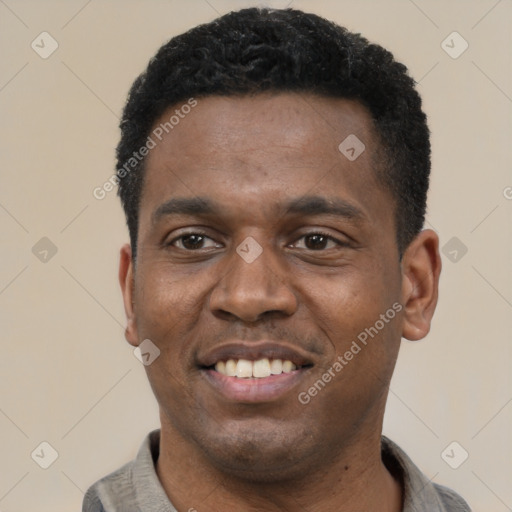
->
xmin=400 ymin=229 xmax=442 ymax=341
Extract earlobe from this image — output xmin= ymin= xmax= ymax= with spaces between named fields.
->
xmin=400 ymin=230 xmax=442 ymax=341
xmin=119 ymin=243 xmax=139 ymax=347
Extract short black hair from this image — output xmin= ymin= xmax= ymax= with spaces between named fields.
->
xmin=116 ymin=7 xmax=430 ymax=260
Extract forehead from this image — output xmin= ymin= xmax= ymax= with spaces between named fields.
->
xmin=139 ymin=93 xmax=391 ymax=229
xmin=146 ymin=93 xmax=376 ymax=164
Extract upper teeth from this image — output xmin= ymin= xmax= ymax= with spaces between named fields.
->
xmin=215 ymin=358 xmax=297 ymax=378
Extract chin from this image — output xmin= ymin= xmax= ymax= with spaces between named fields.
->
xmin=194 ymin=420 xmax=326 ymax=483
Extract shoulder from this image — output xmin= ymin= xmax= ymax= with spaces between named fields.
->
xmin=82 ymin=430 xmax=162 ymax=512
xmin=381 ymin=436 xmax=471 ymax=512
xmin=432 ymin=482 xmax=472 ymax=511
xmin=82 ymin=460 xmax=137 ymax=512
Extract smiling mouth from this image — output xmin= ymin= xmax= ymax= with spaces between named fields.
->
xmin=208 ymin=358 xmax=312 ymax=379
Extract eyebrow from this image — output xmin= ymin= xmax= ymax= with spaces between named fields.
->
xmin=152 ymin=197 xmax=218 ymax=224
xmin=152 ymin=195 xmax=366 ymax=225
xmin=284 ymin=196 xmax=365 ymax=221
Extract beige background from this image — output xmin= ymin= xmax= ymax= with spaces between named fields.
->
xmin=1 ymin=0 xmax=511 ymax=510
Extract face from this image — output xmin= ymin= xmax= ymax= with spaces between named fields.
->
xmin=119 ymin=93 xmax=440 ymax=481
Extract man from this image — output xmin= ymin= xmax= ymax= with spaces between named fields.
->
xmin=83 ymin=7 xmax=471 ymax=512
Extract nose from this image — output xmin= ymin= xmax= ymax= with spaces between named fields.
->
xmin=209 ymin=239 xmax=298 ymax=323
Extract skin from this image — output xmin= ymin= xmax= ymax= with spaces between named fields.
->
xmin=119 ymin=93 xmax=441 ymax=512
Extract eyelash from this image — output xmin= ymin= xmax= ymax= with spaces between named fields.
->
xmin=168 ymin=230 xmax=348 ymax=250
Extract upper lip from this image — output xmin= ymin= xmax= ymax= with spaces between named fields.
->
xmin=197 ymin=341 xmax=315 ymax=368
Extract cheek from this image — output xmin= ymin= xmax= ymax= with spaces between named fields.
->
xmin=300 ymin=271 xmax=402 ymax=428
xmin=133 ymin=269 xmax=209 ymax=417
xmin=307 ymin=260 xmax=397 ymax=326
xmin=134 ymin=264 xmax=208 ymax=362
xmin=302 ymin=259 xmax=402 ymax=369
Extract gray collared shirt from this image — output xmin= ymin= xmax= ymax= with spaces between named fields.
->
xmin=82 ymin=430 xmax=471 ymax=511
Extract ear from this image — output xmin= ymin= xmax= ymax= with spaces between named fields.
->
xmin=119 ymin=243 xmax=139 ymax=347
xmin=400 ymin=229 xmax=442 ymax=341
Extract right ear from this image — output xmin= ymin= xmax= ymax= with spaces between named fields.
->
xmin=119 ymin=243 xmax=138 ymax=347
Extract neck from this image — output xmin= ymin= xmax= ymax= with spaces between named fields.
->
xmin=156 ymin=421 xmax=403 ymax=512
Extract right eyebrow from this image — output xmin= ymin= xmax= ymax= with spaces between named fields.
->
xmin=152 ymin=197 xmax=219 ymax=225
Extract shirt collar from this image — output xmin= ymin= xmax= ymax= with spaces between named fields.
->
xmin=132 ymin=429 xmax=178 ymax=511
xmin=382 ymin=436 xmax=451 ymax=511
xmin=132 ymin=430 xmax=460 ymax=512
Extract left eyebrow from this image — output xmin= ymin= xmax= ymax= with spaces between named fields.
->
xmin=283 ymin=195 xmax=366 ymax=223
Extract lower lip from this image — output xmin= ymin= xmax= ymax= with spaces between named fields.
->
xmin=201 ymin=368 xmax=308 ymax=403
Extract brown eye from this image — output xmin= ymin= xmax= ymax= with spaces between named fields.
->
xmin=172 ymin=234 xmax=219 ymax=250
xmin=181 ymin=234 xmax=204 ymax=249
xmin=293 ymin=233 xmax=339 ymax=251
xmin=304 ymin=234 xmax=329 ymax=250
